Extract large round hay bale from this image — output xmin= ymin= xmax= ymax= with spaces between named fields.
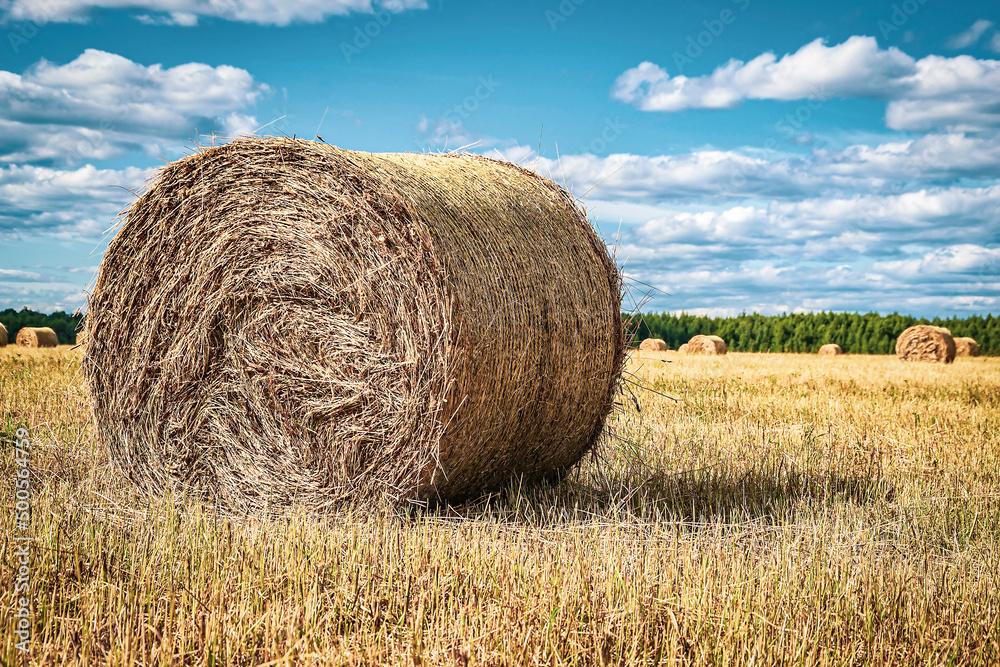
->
xmin=677 ymin=343 xmax=689 ymax=354
xmin=16 ymin=326 xmax=58 ymax=348
xmin=895 ymin=325 xmax=955 ymax=363
xmin=0 ymin=322 xmax=7 ymax=346
xmin=83 ymin=137 xmax=625 ymax=512
xmin=686 ymin=334 xmax=726 ymax=355
xmin=638 ymin=338 xmax=667 ymax=352
xmin=954 ymin=337 xmax=980 ymax=357
xmin=818 ymin=343 xmax=843 ymax=355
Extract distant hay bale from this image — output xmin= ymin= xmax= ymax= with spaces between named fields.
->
xmin=895 ymin=325 xmax=955 ymax=363
xmin=16 ymin=327 xmax=58 ymax=348
xmin=677 ymin=343 xmax=689 ymax=354
xmin=818 ymin=344 xmax=843 ymax=355
xmin=0 ymin=322 xmax=6 ymax=346
xmin=83 ymin=137 xmax=626 ymax=512
xmin=705 ymin=335 xmax=728 ymax=355
xmin=638 ymin=338 xmax=668 ymax=352
xmin=686 ymin=334 xmax=727 ymax=355
xmin=954 ymin=337 xmax=980 ymax=357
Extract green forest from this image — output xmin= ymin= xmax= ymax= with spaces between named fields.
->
xmin=629 ymin=311 xmax=997 ymax=355
xmin=0 ymin=308 xmax=83 ymax=345
xmin=1 ymin=308 xmax=996 ymax=354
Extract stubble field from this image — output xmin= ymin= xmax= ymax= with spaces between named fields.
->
xmin=1 ymin=346 xmax=998 ymax=665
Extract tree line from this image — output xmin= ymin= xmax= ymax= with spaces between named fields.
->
xmin=1 ymin=308 xmax=83 ymax=345
xmin=2 ymin=307 xmax=996 ymax=354
xmin=629 ymin=311 xmax=997 ymax=355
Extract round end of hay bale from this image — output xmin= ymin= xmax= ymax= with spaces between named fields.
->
xmin=15 ymin=326 xmax=58 ymax=348
xmin=0 ymin=322 xmax=7 ymax=346
xmin=818 ymin=344 xmax=843 ymax=355
xmin=638 ymin=338 xmax=668 ymax=352
xmin=686 ymin=334 xmax=726 ymax=355
xmin=677 ymin=343 xmax=689 ymax=354
xmin=83 ymin=138 xmax=625 ymax=512
xmin=895 ymin=325 xmax=955 ymax=363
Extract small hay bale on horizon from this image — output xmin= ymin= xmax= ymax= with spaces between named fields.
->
xmin=818 ymin=343 xmax=843 ymax=355
xmin=0 ymin=322 xmax=6 ymax=346
xmin=83 ymin=137 xmax=626 ymax=513
xmin=638 ymin=338 xmax=668 ymax=352
xmin=954 ymin=337 xmax=980 ymax=357
xmin=895 ymin=325 xmax=955 ymax=363
xmin=685 ymin=334 xmax=727 ymax=355
xmin=16 ymin=326 xmax=58 ymax=348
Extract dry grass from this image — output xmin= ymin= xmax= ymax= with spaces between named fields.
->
xmin=2 ymin=346 xmax=999 ymax=665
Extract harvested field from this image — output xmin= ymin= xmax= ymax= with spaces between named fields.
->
xmin=3 ymin=346 xmax=999 ymax=665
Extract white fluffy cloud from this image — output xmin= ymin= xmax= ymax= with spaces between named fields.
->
xmin=0 ymin=163 xmax=147 ymax=238
xmin=0 ymin=0 xmax=426 ymax=26
xmin=620 ymin=185 xmax=998 ymax=264
xmin=0 ymin=49 xmax=269 ymax=164
xmin=621 ymin=258 xmax=998 ymax=317
xmin=871 ymin=245 xmax=1000 ymax=283
xmin=507 ymin=131 xmax=1000 ymax=205
xmin=613 ymin=36 xmax=1000 ymax=132
xmin=604 ymin=183 xmax=1000 ymax=315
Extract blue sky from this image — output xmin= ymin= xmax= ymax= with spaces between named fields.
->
xmin=1 ymin=0 xmax=998 ymax=316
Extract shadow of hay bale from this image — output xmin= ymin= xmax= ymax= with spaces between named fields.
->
xmin=434 ymin=461 xmax=896 ymax=525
